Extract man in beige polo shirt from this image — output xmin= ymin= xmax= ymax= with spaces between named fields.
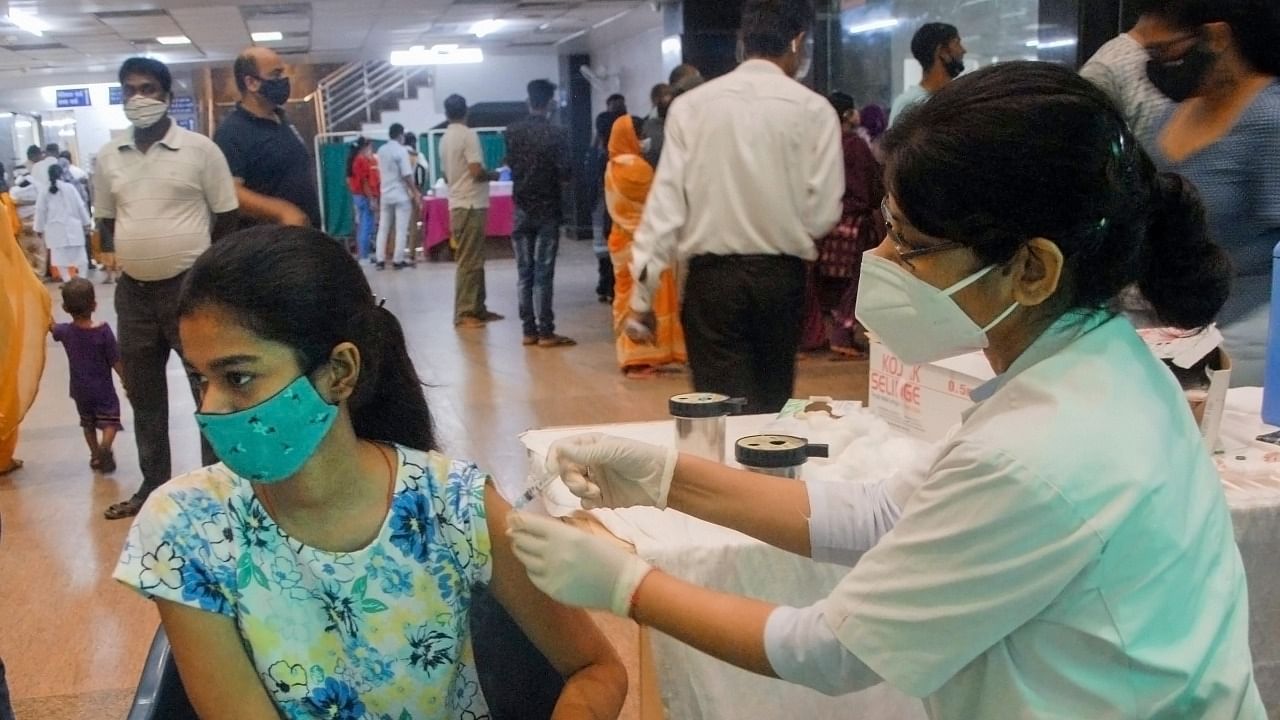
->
xmin=93 ymin=56 xmax=239 ymax=520
xmin=441 ymin=94 xmax=502 ymax=328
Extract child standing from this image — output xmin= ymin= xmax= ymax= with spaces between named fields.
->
xmin=51 ymin=278 xmax=124 ymax=472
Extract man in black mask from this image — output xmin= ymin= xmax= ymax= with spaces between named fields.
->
xmin=889 ymin=23 xmax=965 ymax=126
xmin=214 ymin=47 xmax=321 ymax=228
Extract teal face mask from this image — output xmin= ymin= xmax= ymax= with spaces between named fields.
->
xmin=195 ymin=374 xmax=339 ymax=483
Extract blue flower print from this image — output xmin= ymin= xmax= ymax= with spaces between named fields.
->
xmin=138 ymin=542 xmax=185 ymax=591
xmin=180 ymin=559 xmax=234 ymax=615
xmin=201 ymin=515 xmax=235 ymax=563
xmin=270 ymin=555 xmax=304 ymax=591
xmin=406 ymin=622 xmax=456 ymax=677
xmin=389 ymin=491 xmax=435 ymax=563
xmin=230 ymin=497 xmax=278 ymax=552
xmin=305 ymin=677 xmax=366 ymax=720
xmin=316 ymin=583 xmax=361 ymax=638
xmin=309 ymin=552 xmax=357 ymax=583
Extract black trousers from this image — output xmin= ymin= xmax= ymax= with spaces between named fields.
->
xmin=682 ymin=254 xmax=806 ymax=415
xmin=0 ymin=655 xmax=12 ymax=720
xmin=116 ymin=273 xmax=216 ymax=499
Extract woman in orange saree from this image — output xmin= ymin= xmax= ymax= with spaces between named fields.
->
xmin=0 ymin=198 xmax=52 ymax=474
xmin=605 ymin=114 xmax=685 ymax=378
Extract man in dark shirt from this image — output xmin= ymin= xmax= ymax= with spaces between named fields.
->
xmin=213 ymin=47 xmax=321 ymax=228
xmin=505 ymin=79 xmax=574 ymax=347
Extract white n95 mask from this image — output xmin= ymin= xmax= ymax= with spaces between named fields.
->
xmin=124 ymin=97 xmax=169 ymax=129
xmin=855 ymin=253 xmax=1019 ymax=365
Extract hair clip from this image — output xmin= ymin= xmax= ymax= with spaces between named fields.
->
xmin=378 ymin=297 xmax=387 ymax=308
xmin=1098 ymin=217 xmax=1110 ymax=232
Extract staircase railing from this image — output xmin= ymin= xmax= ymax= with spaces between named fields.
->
xmin=313 ymin=61 xmax=429 ymax=134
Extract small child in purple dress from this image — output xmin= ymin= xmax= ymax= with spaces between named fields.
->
xmin=50 ymin=278 xmax=125 ymax=472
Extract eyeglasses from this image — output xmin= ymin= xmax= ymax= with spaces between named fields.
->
xmin=881 ymin=198 xmax=964 ymax=268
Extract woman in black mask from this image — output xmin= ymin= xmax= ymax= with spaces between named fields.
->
xmin=1146 ymin=0 xmax=1280 ymax=386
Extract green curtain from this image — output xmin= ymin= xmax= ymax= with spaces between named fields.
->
xmin=426 ymin=130 xmax=507 ymax=185
xmin=320 ymin=142 xmax=354 ymax=238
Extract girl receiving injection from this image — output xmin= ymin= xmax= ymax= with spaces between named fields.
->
xmin=113 ymin=226 xmax=625 ymax=720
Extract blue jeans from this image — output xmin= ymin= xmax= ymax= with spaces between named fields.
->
xmin=353 ymin=195 xmax=376 ymax=259
xmin=512 ymin=209 xmax=560 ymax=337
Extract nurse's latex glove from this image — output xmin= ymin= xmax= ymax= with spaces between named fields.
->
xmin=507 ymin=511 xmax=653 ymax=617
xmin=547 ymin=433 xmax=677 ymax=509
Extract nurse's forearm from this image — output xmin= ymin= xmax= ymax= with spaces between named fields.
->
xmin=630 ymin=569 xmax=779 ymax=678
xmin=666 ymin=453 xmax=813 ymax=558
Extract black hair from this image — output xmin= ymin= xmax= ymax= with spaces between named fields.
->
xmin=59 ymin=150 xmax=72 ymax=162
xmin=741 ymin=0 xmax=815 ymax=58
xmin=1130 ymin=0 xmax=1176 ymax=17
xmin=178 ymin=226 xmax=437 ymax=452
xmin=26 ymin=145 xmax=41 ymax=161
xmin=910 ymin=23 xmax=960 ymax=69
xmin=1160 ymin=0 xmax=1280 ymax=76
xmin=44 ymin=143 xmax=59 ymax=156
xmin=650 ymin=83 xmax=671 ymax=104
xmin=828 ymin=91 xmax=856 ymax=117
xmin=606 ymin=93 xmax=626 ymax=105
xmin=882 ymin=61 xmax=1229 ymax=330
xmin=444 ymin=93 xmax=468 ymax=121
xmin=61 ymin=277 xmax=95 ymax=317
xmin=346 ymin=136 xmax=369 ymax=179
xmin=403 ymin=132 xmax=417 ymax=148
xmin=387 ymin=122 xmax=404 ymax=140
xmin=233 ymin=52 xmax=258 ymax=94
xmin=527 ymin=79 xmax=557 ymax=110
xmin=47 ymin=163 xmax=62 ymax=195
xmin=119 ymin=56 xmax=173 ymax=95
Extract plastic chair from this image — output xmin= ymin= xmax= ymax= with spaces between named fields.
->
xmin=126 ymin=625 xmax=198 ymax=720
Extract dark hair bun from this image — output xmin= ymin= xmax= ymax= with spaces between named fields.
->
xmin=1139 ymin=173 xmax=1232 ymax=329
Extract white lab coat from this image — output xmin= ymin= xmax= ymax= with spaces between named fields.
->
xmin=769 ymin=311 xmax=1265 ymax=719
xmin=36 ymin=180 xmax=92 ymax=272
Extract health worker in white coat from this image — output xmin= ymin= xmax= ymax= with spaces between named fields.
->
xmin=36 ymin=164 xmax=93 ymax=278
xmin=507 ymin=60 xmax=1265 ymax=719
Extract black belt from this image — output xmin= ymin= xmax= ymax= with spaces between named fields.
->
xmin=688 ymin=254 xmax=804 ymax=270
xmin=120 ymin=270 xmax=188 ymax=288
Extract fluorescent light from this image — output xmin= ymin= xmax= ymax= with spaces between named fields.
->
xmin=7 ymin=9 xmax=49 ymax=37
xmin=252 ymin=31 xmax=283 ymax=42
xmin=389 ymin=45 xmax=484 ymax=66
xmin=470 ymin=19 xmax=504 ymax=38
xmin=848 ymin=18 xmax=899 ymax=34
xmin=661 ymin=36 xmax=681 ymax=55
xmin=1026 ymin=37 xmax=1076 ymax=49
xmin=156 ymin=36 xmax=191 ymax=45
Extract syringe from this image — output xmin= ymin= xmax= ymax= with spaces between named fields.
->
xmin=512 ymin=461 xmax=559 ymax=510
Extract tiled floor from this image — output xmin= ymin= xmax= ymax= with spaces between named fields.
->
xmin=0 ymin=238 xmax=867 ymax=719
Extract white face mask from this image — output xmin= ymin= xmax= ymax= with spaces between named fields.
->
xmin=855 ymin=253 xmax=1019 ymax=366
xmin=124 ymin=97 xmax=169 ymax=129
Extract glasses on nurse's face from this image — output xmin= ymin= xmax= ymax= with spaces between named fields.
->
xmin=881 ymin=198 xmax=964 ymax=269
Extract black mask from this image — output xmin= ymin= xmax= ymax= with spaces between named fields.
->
xmin=256 ymin=76 xmax=292 ymax=107
xmin=943 ymin=54 xmax=964 ymax=79
xmin=1147 ymin=41 xmax=1215 ymax=103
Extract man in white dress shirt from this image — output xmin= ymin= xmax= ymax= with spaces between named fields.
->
xmin=627 ymin=0 xmax=843 ymax=414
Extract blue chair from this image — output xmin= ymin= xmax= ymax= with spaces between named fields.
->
xmin=126 ymin=626 xmax=198 ymax=720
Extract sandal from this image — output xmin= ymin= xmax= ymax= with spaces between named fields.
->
xmin=104 ymin=495 xmax=145 ymax=520
xmin=0 ymin=459 xmax=23 ymax=476
xmin=99 ymin=449 xmax=117 ymax=474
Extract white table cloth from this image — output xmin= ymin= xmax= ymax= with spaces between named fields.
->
xmin=513 ymin=392 xmax=1280 ymax=719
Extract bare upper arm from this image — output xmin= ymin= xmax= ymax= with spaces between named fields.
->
xmin=156 ymin=599 xmax=281 ymax=720
xmin=484 ymin=484 xmax=621 ymax=679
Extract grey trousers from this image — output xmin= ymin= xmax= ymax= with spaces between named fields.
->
xmin=115 ymin=273 xmax=215 ymax=499
xmin=452 ymin=207 xmax=489 ymax=321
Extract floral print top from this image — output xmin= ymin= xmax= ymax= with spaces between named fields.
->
xmin=113 ymin=446 xmax=493 ymax=720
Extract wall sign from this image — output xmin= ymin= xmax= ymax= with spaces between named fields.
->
xmin=109 ymin=86 xmax=123 ymax=105
xmin=55 ymin=88 xmax=91 ymax=108
xmin=170 ymin=96 xmax=195 ymax=114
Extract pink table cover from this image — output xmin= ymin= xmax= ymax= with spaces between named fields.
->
xmin=422 ymin=195 xmax=515 ymax=251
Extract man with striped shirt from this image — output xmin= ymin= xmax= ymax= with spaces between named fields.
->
xmin=93 ymin=57 xmax=239 ymax=520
